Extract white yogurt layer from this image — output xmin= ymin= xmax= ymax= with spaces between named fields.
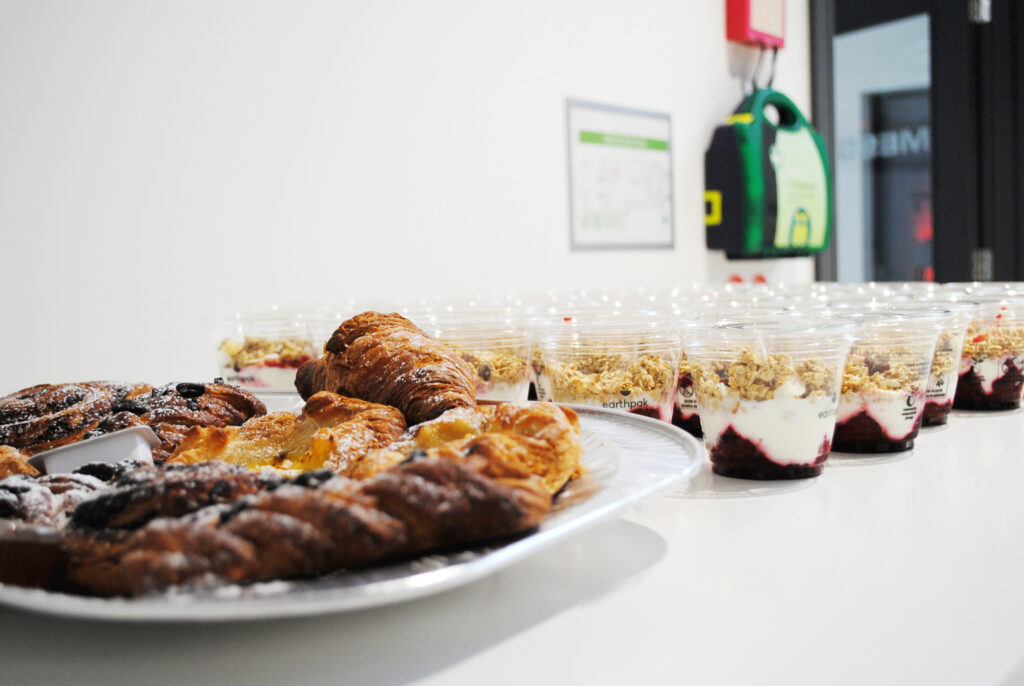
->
xmin=477 ymin=380 xmax=531 ymax=402
xmin=224 ymin=364 xmax=299 ymax=390
xmin=700 ymin=379 xmax=838 ymax=466
xmin=836 ymin=388 xmax=924 ymax=440
xmin=960 ymin=354 xmax=1023 ymax=394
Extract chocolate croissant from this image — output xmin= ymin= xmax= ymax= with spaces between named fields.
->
xmin=295 ymin=312 xmax=477 ymax=425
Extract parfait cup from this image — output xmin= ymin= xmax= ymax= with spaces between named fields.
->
xmin=683 ymin=317 xmax=855 ymax=480
xmin=208 ymin=311 xmax=316 ymax=391
xmin=829 ymin=310 xmax=943 ymax=452
xmin=914 ymin=301 xmax=977 ymax=425
xmin=952 ymin=296 xmax=1024 ymax=410
xmin=534 ymin=321 xmax=681 ymax=422
xmin=423 ymin=318 xmax=533 ymax=402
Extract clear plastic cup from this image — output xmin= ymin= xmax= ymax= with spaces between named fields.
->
xmin=832 ymin=300 xmax=974 ymax=426
xmin=911 ymin=300 xmax=978 ymax=425
xmin=673 ymin=349 xmax=702 ymax=438
xmin=670 ymin=319 xmax=709 ymax=439
xmin=682 ymin=317 xmax=855 ymax=480
xmin=533 ymin=320 xmax=681 ymax=421
xmin=306 ymin=303 xmax=358 ymax=355
xmin=420 ymin=317 xmax=533 ymax=401
xmin=667 ymin=307 xmax=791 ymax=440
xmin=829 ymin=310 xmax=943 ymax=452
xmin=209 ymin=311 xmax=317 ymax=391
xmin=952 ymin=296 xmax=1024 ymax=410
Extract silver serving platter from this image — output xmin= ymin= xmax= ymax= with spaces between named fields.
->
xmin=0 ymin=405 xmax=703 ymax=622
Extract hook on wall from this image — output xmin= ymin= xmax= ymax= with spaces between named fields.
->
xmin=746 ymin=43 xmax=779 ymax=93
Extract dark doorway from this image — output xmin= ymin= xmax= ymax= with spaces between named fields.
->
xmin=811 ymin=0 xmax=1024 ymax=282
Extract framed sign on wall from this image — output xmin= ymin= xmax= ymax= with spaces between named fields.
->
xmin=566 ymin=99 xmax=674 ymax=250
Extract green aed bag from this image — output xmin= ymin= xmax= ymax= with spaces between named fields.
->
xmin=705 ymin=89 xmax=832 ymax=259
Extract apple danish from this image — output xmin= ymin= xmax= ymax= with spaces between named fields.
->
xmin=167 ymin=392 xmax=406 ymax=473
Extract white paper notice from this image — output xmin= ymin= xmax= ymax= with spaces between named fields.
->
xmin=567 ymin=100 xmax=674 ymax=249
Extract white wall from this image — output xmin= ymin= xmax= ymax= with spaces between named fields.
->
xmin=0 ymin=0 xmax=812 ymax=391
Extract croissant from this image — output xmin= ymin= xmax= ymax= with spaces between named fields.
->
xmin=65 ymin=453 xmax=551 ymax=596
xmin=295 ymin=312 xmax=477 ymax=425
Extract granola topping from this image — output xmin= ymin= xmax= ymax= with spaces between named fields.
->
xmin=693 ymin=348 xmax=837 ymax=405
xmin=219 ymin=336 xmax=315 ymax=369
xmin=961 ymin=322 xmax=1024 ymax=360
xmin=930 ymin=331 xmax=956 ymax=383
xmin=455 ymin=348 xmax=529 ymax=386
xmin=841 ymin=347 xmax=927 ymax=394
xmin=544 ymin=353 xmax=674 ymax=402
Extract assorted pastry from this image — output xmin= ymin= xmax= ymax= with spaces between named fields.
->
xmin=0 ymin=312 xmax=585 ymax=597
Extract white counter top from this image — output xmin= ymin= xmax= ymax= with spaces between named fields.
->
xmin=3 ymin=409 xmax=1023 ymax=686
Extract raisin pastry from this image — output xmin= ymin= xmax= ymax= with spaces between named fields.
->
xmin=0 ymin=380 xmax=267 ymax=463
xmin=0 ymin=472 xmax=108 ymax=526
xmin=0 ymin=382 xmax=152 ymax=453
xmin=66 ymin=452 xmax=551 ymax=596
xmin=70 ymin=461 xmax=283 ymax=530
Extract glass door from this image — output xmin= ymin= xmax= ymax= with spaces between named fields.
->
xmin=832 ymin=13 xmax=931 ymax=282
xmin=812 ymin=0 xmax=1024 ymax=282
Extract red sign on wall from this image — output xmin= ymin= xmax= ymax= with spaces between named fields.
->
xmin=727 ymin=0 xmax=785 ymax=48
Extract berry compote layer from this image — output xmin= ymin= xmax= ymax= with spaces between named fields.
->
xmin=628 ymin=404 xmax=664 ymax=421
xmin=833 ymin=390 xmax=925 ymax=452
xmin=922 ymin=399 xmax=953 ymax=426
xmin=953 ymin=356 xmax=1024 ymax=410
xmin=700 ymin=382 xmax=838 ymax=480
xmin=671 ymin=405 xmax=703 ymax=437
xmin=710 ymin=427 xmax=831 ymax=480
xmin=672 ymin=372 xmax=702 ymax=437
